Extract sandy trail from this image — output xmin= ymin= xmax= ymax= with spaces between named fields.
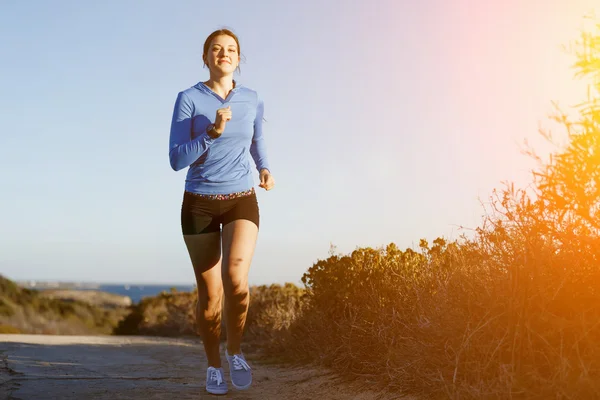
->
xmin=0 ymin=334 xmax=408 ymax=399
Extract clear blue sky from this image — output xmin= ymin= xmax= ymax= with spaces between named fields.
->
xmin=0 ymin=0 xmax=595 ymax=285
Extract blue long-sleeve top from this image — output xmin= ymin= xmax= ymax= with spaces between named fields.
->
xmin=169 ymin=81 xmax=270 ymax=195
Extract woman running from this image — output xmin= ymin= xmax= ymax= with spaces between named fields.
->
xmin=168 ymin=28 xmax=275 ymax=395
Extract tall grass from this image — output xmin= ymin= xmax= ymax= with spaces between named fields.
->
xmin=265 ymin=17 xmax=600 ymax=399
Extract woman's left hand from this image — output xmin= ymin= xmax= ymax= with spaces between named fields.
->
xmin=259 ymin=169 xmax=275 ymax=191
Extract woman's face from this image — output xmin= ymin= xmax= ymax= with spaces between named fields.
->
xmin=205 ymin=34 xmax=240 ymax=75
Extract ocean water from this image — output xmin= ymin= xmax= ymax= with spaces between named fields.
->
xmin=97 ymin=284 xmax=196 ymax=304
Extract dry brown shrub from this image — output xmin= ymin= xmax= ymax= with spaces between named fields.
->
xmin=262 ymin=16 xmax=600 ymax=399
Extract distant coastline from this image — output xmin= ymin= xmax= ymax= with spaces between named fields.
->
xmin=17 ymin=281 xmax=196 ymax=304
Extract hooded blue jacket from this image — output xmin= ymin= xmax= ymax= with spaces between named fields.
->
xmin=169 ymin=81 xmax=270 ymax=195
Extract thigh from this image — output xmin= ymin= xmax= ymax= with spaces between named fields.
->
xmin=183 ymin=232 xmax=222 ymax=281
xmin=183 ymin=232 xmax=223 ymax=303
xmin=181 ymin=192 xmax=223 ymax=296
xmin=221 ymin=219 xmax=259 ymax=290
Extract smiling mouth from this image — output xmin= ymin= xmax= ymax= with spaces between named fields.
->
xmin=218 ymin=59 xmax=231 ymax=64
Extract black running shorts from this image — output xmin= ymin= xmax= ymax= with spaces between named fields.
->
xmin=181 ymin=188 xmax=260 ymax=235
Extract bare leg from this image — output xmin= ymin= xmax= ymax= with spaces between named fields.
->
xmin=183 ymin=232 xmax=223 ymax=368
xmin=221 ymin=219 xmax=259 ymax=355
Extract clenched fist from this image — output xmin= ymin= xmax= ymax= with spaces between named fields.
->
xmin=214 ymin=106 xmax=232 ymax=134
xmin=259 ymin=169 xmax=275 ymax=191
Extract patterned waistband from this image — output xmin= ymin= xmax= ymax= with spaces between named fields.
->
xmin=185 ymin=187 xmax=255 ymax=201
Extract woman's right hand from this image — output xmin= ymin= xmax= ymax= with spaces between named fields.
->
xmin=214 ymin=106 xmax=232 ymax=134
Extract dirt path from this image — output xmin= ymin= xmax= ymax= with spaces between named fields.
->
xmin=0 ymin=334 xmax=408 ymax=399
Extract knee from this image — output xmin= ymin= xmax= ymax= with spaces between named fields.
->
xmin=223 ymin=277 xmax=249 ymax=301
xmin=223 ymin=258 xmax=248 ymax=288
xmin=197 ymin=288 xmax=223 ymax=314
xmin=226 ymin=256 xmax=246 ymax=270
xmin=226 ymin=279 xmax=248 ymax=295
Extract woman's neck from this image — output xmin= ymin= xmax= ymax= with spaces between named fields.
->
xmin=204 ymin=76 xmax=235 ymax=99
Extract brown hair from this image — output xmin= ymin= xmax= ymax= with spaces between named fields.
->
xmin=202 ymin=28 xmax=242 ymax=73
